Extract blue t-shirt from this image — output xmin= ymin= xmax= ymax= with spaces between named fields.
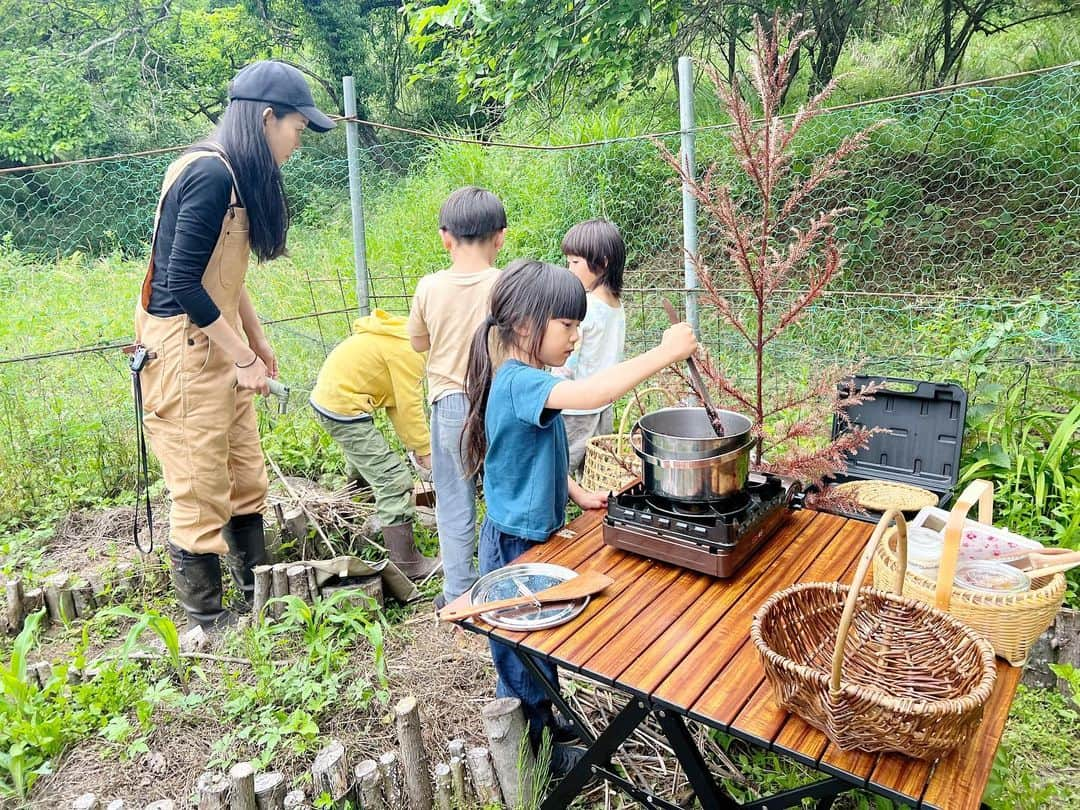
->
xmin=484 ymin=360 xmax=569 ymax=540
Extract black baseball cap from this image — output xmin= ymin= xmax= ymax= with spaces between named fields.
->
xmin=228 ymin=61 xmax=336 ymax=132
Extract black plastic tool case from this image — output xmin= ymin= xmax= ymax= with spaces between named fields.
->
xmin=825 ymin=376 xmax=968 ymax=522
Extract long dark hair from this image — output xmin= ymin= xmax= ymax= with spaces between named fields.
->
xmin=462 ymin=259 xmax=587 ymax=476
xmin=561 ymin=219 xmax=626 ymax=297
xmin=200 ymin=100 xmax=292 ymax=261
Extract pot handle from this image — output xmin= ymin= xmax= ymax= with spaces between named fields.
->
xmin=629 ymin=426 xmax=754 ymax=470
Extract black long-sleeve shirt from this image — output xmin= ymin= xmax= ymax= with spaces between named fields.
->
xmin=147 ymin=156 xmax=235 ymax=327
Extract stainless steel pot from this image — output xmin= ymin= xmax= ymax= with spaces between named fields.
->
xmin=632 ymin=408 xmax=754 ymax=501
xmin=637 ymin=408 xmax=752 ymax=459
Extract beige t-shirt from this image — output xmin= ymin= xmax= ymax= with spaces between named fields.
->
xmin=407 ymin=267 xmax=500 ymax=404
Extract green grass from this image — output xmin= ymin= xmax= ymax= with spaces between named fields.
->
xmin=985 ymin=686 xmax=1080 ymax=809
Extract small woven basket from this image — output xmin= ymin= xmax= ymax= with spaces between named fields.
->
xmin=872 ymin=479 xmax=1067 ymax=667
xmin=581 ymin=387 xmax=676 ymax=493
xmin=752 ymin=509 xmax=997 ymax=760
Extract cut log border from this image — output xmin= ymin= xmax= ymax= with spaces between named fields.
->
xmin=5 ymin=552 xmax=390 ymax=638
xmin=2 ymin=557 xmax=160 ymax=636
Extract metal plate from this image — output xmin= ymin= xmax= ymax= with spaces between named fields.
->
xmin=468 ymin=563 xmax=589 ymax=630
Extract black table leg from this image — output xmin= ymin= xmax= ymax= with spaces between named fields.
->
xmin=655 ymin=709 xmax=743 ymax=810
xmin=517 ymin=647 xmax=596 ymax=744
xmin=540 ymin=697 xmax=652 ymax=810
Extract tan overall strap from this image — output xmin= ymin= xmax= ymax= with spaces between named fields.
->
xmin=139 ymin=146 xmax=242 ymax=309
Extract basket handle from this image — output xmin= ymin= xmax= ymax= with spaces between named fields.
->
xmin=615 ymin=386 xmax=677 ymax=455
xmin=934 ymin=479 xmax=995 ymax=611
xmin=831 ymin=508 xmax=910 ymax=694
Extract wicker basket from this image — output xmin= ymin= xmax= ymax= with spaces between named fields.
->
xmin=752 ymin=510 xmax=997 ymax=760
xmin=872 ymin=479 xmax=1067 ymax=667
xmin=580 ymin=387 xmax=676 ymax=492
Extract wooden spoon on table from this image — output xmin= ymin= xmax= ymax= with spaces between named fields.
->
xmin=661 ymin=299 xmax=725 ymax=437
xmin=437 ymin=571 xmax=614 ymax=622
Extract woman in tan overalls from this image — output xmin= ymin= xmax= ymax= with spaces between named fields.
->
xmin=135 ymin=62 xmax=334 ymax=630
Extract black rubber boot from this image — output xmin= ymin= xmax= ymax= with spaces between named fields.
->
xmin=383 ymin=521 xmax=441 ymax=580
xmin=167 ymin=543 xmax=233 ymax=631
xmin=222 ymin=513 xmax=268 ymax=611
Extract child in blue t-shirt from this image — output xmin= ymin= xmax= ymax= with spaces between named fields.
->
xmin=460 ymin=258 xmax=697 ymax=773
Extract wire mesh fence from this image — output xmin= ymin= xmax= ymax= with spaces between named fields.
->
xmin=0 ymin=63 xmax=1076 ymax=526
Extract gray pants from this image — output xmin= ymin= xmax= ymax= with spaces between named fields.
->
xmin=564 ymin=406 xmax=615 ymax=477
xmin=317 ymin=414 xmax=414 ymax=527
xmin=430 ymin=393 xmax=479 ymax=602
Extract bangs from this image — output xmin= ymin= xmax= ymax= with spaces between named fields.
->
xmin=545 ymin=263 xmax=588 ymax=321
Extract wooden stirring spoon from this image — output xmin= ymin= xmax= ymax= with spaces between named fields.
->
xmin=437 ymin=571 xmax=614 ymax=622
xmin=661 ymin=299 xmax=724 ymax=437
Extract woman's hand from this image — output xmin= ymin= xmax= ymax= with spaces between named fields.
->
xmin=251 ymin=337 xmax=278 ymax=379
xmin=569 ymin=478 xmax=608 ymax=511
xmin=235 ymin=353 xmax=270 ymax=394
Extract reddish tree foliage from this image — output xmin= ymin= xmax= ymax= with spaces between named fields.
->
xmin=655 ymin=14 xmax=887 ymax=485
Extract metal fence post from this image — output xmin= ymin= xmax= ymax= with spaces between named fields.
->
xmin=677 ymin=56 xmax=699 ymax=334
xmin=343 ymin=76 xmax=370 ymax=317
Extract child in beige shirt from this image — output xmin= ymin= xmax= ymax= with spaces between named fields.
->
xmin=407 ymin=187 xmax=505 ymax=608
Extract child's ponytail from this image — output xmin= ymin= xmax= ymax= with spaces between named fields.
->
xmin=462 ymin=315 xmax=497 ymax=476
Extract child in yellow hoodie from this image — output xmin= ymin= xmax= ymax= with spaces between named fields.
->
xmin=310 ymin=309 xmax=440 ymax=579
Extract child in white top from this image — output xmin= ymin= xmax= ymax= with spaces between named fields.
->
xmin=553 ymin=219 xmax=627 ymax=474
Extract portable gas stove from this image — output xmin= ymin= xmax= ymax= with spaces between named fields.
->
xmin=603 ymin=473 xmax=803 ymax=577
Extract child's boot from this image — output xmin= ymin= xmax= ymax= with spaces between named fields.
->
xmin=383 ymin=521 xmax=441 ymax=579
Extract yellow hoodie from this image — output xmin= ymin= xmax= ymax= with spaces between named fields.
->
xmin=310 ymin=310 xmax=430 ymax=455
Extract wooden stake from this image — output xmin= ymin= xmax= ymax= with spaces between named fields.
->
xmin=253 ymin=771 xmax=286 ymax=810
xmin=286 ymin=565 xmax=310 ymax=603
xmin=394 ymin=696 xmax=433 ymax=810
xmin=377 ymin=751 xmax=399 ymax=807
xmin=252 ymin=565 xmax=272 ymax=621
xmin=305 ymin=566 xmax=320 ymax=602
xmin=229 ymin=762 xmax=258 ymax=810
xmin=282 ymin=505 xmax=309 ymax=543
xmin=448 ymin=739 xmax=467 ymax=804
xmin=71 ymin=582 xmax=96 ymax=619
xmin=21 ymin=587 xmax=46 ymax=628
xmin=31 ymin=660 xmax=53 ymax=688
xmin=44 ymin=574 xmax=71 ymax=622
xmin=481 ymin=697 xmax=535 ymax=809
xmin=467 ymin=747 xmax=501 ymax=805
xmin=449 ymin=756 xmax=466 ymax=805
xmin=6 ymin=578 xmax=24 ymax=636
xmin=311 ymin=739 xmax=351 ymax=807
xmin=270 ymin=564 xmax=290 ymax=619
xmin=196 ymin=770 xmax=230 ymax=809
xmin=73 ymin=793 xmax=99 ymax=809
xmin=433 ymin=763 xmax=452 ymax=810
xmin=112 ymin=561 xmax=136 ymax=602
xmin=320 ymin=577 xmax=383 ymax=609
xmin=354 ymin=760 xmax=382 ymax=809
xmin=59 ymin=587 xmax=78 ymax=623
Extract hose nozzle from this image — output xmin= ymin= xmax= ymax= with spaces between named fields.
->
xmin=265 ymin=378 xmax=290 ymax=415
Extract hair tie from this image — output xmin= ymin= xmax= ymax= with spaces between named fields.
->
xmin=485 ymin=315 xmax=497 ymax=327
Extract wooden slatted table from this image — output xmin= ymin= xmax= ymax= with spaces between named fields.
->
xmin=450 ymin=506 xmax=1021 ymax=810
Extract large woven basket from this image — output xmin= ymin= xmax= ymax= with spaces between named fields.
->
xmin=872 ymin=479 xmax=1066 ymax=667
xmin=581 ymin=387 xmax=676 ymax=492
xmin=752 ymin=510 xmax=997 ymax=760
